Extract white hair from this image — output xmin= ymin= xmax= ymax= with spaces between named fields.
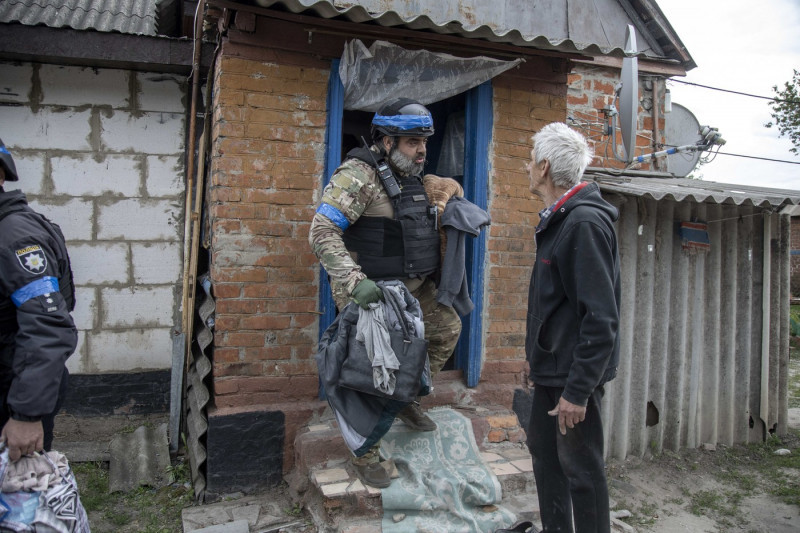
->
xmin=532 ymin=122 xmax=594 ymax=188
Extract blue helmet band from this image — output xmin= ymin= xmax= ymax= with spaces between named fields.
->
xmin=0 ymin=146 xmax=9 ymax=155
xmin=372 ymin=114 xmax=433 ymax=130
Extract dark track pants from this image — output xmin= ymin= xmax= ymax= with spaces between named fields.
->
xmin=527 ymin=384 xmax=610 ymax=533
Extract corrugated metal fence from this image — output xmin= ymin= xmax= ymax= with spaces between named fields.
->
xmin=599 ymin=194 xmax=790 ymax=459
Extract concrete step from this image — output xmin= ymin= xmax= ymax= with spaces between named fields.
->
xmin=290 ymin=404 xmax=540 ymax=532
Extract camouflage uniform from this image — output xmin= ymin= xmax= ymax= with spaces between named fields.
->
xmin=309 ymin=148 xmax=462 ymax=375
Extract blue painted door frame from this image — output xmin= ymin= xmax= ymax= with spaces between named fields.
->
xmin=318 ymin=59 xmax=492 ymax=387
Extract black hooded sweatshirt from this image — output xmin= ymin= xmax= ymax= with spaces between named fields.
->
xmin=525 ymin=181 xmax=621 ymax=406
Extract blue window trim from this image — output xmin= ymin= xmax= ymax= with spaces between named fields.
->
xmin=11 ymin=276 xmax=58 ymax=307
xmin=317 ymin=59 xmax=344 ymax=400
xmin=456 ymin=81 xmax=492 ymax=388
xmin=319 ymin=59 xmax=344 ymax=344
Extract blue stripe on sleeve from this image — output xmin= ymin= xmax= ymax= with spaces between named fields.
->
xmin=316 ymin=203 xmax=350 ymax=231
xmin=11 ymin=276 xmax=59 ymax=307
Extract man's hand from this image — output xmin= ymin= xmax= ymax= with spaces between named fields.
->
xmin=548 ymin=396 xmax=587 ymax=436
xmin=1 ymin=418 xmax=44 ymax=461
xmin=351 ymin=278 xmax=383 ymax=309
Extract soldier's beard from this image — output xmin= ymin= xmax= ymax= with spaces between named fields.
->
xmin=389 ymin=146 xmax=424 ymax=176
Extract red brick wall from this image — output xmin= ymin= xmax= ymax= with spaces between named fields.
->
xmin=207 ymin=54 xmax=329 ymax=468
xmin=567 ymin=64 xmax=664 ymax=171
xmin=484 ymin=84 xmax=554 ymax=363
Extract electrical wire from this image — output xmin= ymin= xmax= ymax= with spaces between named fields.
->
xmin=668 ymin=78 xmax=800 ymax=104
xmin=701 ymin=151 xmax=800 ymax=164
xmin=572 ymin=82 xmax=800 ymax=167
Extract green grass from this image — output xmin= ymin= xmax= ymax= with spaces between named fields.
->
xmin=709 ymin=433 xmax=800 ymax=508
xmin=73 ymin=458 xmax=195 ymax=533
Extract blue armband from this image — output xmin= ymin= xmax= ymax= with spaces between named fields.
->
xmin=316 ymin=203 xmax=350 ymax=231
xmin=11 ymin=276 xmax=59 ymax=307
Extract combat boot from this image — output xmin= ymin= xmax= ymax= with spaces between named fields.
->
xmin=351 ymin=444 xmax=391 ymax=488
xmin=396 ymin=400 xmax=436 ymax=431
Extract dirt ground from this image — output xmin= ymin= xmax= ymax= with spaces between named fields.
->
xmin=596 ymin=339 xmax=800 ymax=533
xmin=604 ymin=432 xmax=800 ymax=533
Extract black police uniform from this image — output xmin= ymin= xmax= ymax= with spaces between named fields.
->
xmin=0 ymin=186 xmax=76 ymax=451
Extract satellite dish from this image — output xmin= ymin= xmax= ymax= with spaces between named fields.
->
xmin=664 ymin=103 xmax=702 ymax=177
xmin=618 ymin=25 xmax=639 ymax=162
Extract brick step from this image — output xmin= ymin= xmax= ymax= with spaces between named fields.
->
xmin=288 ymin=404 xmax=539 ymax=532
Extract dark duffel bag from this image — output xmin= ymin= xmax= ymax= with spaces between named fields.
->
xmin=339 ymin=295 xmax=428 ymax=404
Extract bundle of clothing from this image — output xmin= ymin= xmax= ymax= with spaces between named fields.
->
xmin=0 ymin=443 xmax=91 ymax=532
xmin=423 ymin=174 xmax=491 ymax=317
xmin=316 ymin=280 xmax=430 ymax=456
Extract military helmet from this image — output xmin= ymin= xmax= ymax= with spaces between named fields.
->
xmin=371 ymin=98 xmax=434 ymax=142
xmin=0 ymin=138 xmax=18 ymax=181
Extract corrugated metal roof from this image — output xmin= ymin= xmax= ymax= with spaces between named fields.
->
xmin=0 ymin=0 xmax=158 ymax=35
xmin=587 ymin=173 xmax=800 ymax=209
xmin=250 ymin=0 xmax=693 ymax=66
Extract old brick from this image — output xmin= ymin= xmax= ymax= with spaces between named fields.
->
xmin=210 ymin=203 xmax=257 ymax=220
xmin=213 ymin=361 xmax=264 ymax=378
xmin=487 ymin=429 xmax=507 ymax=443
xmin=508 ymin=428 xmax=528 ymax=444
xmin=487 ymin=414 xmax=519 ymax=429
xmin=212 ymin=315 xmax=240 ymax=331
xmin=213 ymin=348 xmax=241 ymax=363
xmin=214 ymin=298 xmax=269 ymax=315
xmin=223 ymin=331 xmax=267 ymax=347
xmin=241 ymin=283 xmax=294 ymax=299
xmin=214 ymin=378 xmax=241 ymax=395
xmin=243 ymin=345 xmax=293 ymax=361
xmin=267 ymin=267 xmax=314 ymax=283
xmin=239 ymin=314 xmax=292 ymax=330
xmin=212 ymin=267 xmax=268 ymax=283
xmin=267 ymin=298 xmax=317 ymax=314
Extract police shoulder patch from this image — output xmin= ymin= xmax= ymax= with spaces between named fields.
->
xmin=15 ymin=244 xmax=48 ymax=275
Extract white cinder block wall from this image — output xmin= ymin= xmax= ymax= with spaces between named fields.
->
xmin=0 ymin=61 xmax=187 ymax=374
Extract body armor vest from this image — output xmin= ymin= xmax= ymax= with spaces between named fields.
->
xmin=342 ymin=148 xmax=440 ymax=280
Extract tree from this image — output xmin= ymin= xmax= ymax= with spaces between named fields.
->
xmin=765 ymin=69 xmax=800 ymax=155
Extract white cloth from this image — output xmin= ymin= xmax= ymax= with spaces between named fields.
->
xmin=356 ymin=302 xmax=400 ymax=395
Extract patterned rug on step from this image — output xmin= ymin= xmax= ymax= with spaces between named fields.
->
xmin=380 ymin=407 xmax=517 ymax=533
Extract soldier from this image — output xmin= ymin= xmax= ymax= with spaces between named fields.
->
xmin=309 ymin=98 xmax=462 ymax=487
xmin=0 ymin=138 xmax=77 ymax=462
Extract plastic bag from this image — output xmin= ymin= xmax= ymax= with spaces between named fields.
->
xmin=0 ymin=442 xmax=90 ymax=533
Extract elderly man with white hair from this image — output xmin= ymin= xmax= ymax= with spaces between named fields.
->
xmin=523 ymin=122 xmax=621 ymax=533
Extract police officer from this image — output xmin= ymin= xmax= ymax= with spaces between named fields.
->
xmin=0 ymin=139 xmax=77 ymax=462
xmin=309 ymin=98 xmax=462 ymax=486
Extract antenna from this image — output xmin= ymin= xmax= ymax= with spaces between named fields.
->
xmin=631 ymin=115 xmax=726 ymax=170
xmin=664 ymin=103 xmax=702 ymax=177
xmin=618 ymin=25 xmax=639 ymax=162
xmin=591 ymin=26 xmax=726 ymax=172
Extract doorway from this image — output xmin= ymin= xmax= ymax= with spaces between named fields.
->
xmin=319 ymin=59 xmax=492 ymax=387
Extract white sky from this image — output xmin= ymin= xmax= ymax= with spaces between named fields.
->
xmin=655 ymin=0 xmax=800 ymax=190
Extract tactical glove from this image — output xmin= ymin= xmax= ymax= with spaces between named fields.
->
xmin=351 ymin=278 xmax=384 ymax=309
